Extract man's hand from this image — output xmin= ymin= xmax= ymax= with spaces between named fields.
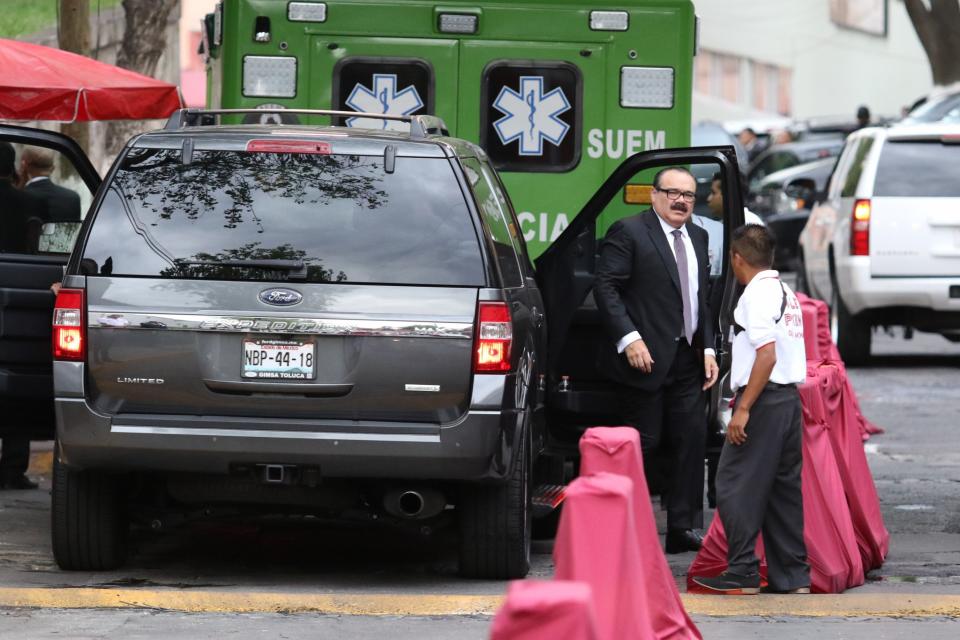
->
xmin=703 ymin=354 xmax=719 ymax=390
xmin=727 ymin=406 xmax=749 ymax=445
xmin=625 ymin=339 xmax=654 ymax=373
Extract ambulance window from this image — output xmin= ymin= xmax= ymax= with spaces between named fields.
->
xmin=481 ymin=61 xmax=581 ymax=173
xmin=332 ymin=57 xmax=433 ymax=129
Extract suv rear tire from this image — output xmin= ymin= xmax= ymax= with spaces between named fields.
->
xmin=51 ymin=450 xmax=128 ymax=570
xmin=831 ymin=287 xmax=870 ymax=366
xmin=458 ymin=427 xmax=532 ymax=580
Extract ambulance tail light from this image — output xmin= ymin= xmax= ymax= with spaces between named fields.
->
xmin=621 ymin=67 xmax=675 ymax=109
xmin=242 ymin=56 xmax=297 ymax=98
xmin=475 ymin=301 xmax=512 ymax=373
xmin=850 ymin=199 xmax=871 ymax=256
xmin=53 ymin=289 xmax=85 ymax=362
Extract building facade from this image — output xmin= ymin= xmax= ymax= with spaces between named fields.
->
xmin=693 ymin=0 xmax=933 ymax=126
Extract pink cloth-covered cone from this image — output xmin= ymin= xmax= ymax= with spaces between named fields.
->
xmin=797 ymin=296 xmax=823 ymax=361
xmin=554 ymin=472 xmax=658 ymax=640
xmin=815 ymin=364 xmax=890 ymax=570
xmin=798 ymin=376 xmax=866 ymax=591
xmin=579 ymin=427 xmax=701 ymax=640
xmin=490 ymin=580 xmax=599 ymax=640
xmin=798 ymin=294 xmax=883 ymax=437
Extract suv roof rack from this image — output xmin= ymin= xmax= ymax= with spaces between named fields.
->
xmin=164 ymin=109 xmax=449 ymax=139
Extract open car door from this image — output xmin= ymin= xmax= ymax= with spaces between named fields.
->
xmin=0 ymin=125 xmax=101 ymax=441
xmin=534 ymin=146 xmax=745 ymax=453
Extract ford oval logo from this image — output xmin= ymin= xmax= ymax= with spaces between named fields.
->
xmin=259 ymin=288 xmax=303 ymax=306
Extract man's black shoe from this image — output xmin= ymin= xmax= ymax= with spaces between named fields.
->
xmin=0 ymin=475 xmax=38 ymax=490
xmin=665 ymin=528 xmax=703 ymax=553
xmin=691 ymin=571 xmax=761 ymax=595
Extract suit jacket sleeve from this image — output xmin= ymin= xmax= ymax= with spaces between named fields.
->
xmin=594 ymin=220 xmax=640 ymax=343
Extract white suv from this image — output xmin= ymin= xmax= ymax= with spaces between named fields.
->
xmin=798 ymin=123 xmax=960 ymax=364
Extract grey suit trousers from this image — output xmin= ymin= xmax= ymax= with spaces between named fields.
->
xmin=716 ymin=385 xmax=810 ymax=591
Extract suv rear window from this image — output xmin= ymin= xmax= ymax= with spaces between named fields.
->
xmin=80 ymin=148 xmax=485 ymax=286
xmin=873 ymin=141 xmax=960 ymax=197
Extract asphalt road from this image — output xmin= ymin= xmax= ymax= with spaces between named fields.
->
xmin=0 ymin=328 xmax=958 ymax=638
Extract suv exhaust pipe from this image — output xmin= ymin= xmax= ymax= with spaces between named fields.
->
xmin=383 ymin=488 xmax=445 ymax=519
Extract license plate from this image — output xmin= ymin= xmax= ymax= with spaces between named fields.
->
xmin=242 ymin=339 xmax=316 ymax=380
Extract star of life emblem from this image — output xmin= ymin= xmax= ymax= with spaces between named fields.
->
xmin=344 ymin=74 xmax=424 ymax=131
xmin=492 ymin=76 xmax=571 ymax=156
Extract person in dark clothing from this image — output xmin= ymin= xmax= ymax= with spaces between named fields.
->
xmin=20 ymin=146 xmax=81 ymax=222
xmin=0 ymin=142 xmax=42 ymax=489
xmin=0 ymin=143 xmax=47 ymax=253
xmin=594 ymin=166 xmax=719 ymax=554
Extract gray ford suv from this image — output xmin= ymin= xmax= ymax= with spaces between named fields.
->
xmin=0 ymin=111 xmax=743 ymax=581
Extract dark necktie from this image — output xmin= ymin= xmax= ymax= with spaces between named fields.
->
xmin=672 ymin=229 xmax=694 ymax=345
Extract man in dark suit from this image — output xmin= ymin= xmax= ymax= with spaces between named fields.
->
xmin=0 ymin=143 xmax=47 ymax=253
xmin=594 ymin=166 xmax=719 ymax=553
xmin=20 ymin=146 xmax=81 ymax=222
xmin=0 ymin=142 xmax=44 ymax=489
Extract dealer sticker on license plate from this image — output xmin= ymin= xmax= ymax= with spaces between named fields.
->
xmin=242 ymin=339 xmax=316 ymax=380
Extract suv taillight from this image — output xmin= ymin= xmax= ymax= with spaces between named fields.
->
xmin=53 ymin=289 xmax=85 ymax=361
xmin=850 ymin=199 xmax=871 ymax=257
xmin=474 ymin=301 xmax=512 ymax=373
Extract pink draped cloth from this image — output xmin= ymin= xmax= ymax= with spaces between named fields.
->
xmin=798 ymin=297 xmax=822 ymax=361
xmin=579 ymin=428 xmax=701 ymax=640
xmin=796 ymin=293 xmax=883 ymax=437
xmin=554 ymin=472 xmax=658 ymax=640
xmin=814 ymin=364 xmax=890 ymax=570
xmin=490 ymin=580 xmax=599 ymax=640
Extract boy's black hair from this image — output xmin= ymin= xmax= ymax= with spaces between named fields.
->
xmin=731 ymin=224 xmax=775 ymax=268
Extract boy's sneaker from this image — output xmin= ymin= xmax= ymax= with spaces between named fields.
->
xmin=691 ymin=571 xmax=761 ymax=595
xmin=760 ymin=585 xmax=811 ymax=594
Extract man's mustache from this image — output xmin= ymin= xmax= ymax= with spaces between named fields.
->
xmin=671 ymin=202 xmax=688 ymax=211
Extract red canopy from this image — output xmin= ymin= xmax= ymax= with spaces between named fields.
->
xmin=0 ymin=38 xmax=183 ymax=122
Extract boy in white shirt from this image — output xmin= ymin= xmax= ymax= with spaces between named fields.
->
xmin=692 ymin=224 xmax=810 ymax=595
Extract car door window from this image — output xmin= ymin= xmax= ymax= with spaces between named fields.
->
xmin=462 ymin=157 xmax=524 ymax=287
xmin=0 ymin=143 xmax=92 ymax=255
xmin=841 ymin=137 xmax=874 ymax=198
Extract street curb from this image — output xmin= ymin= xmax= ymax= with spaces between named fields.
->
xmin=0 ymin=588 xmax=959 ymax=617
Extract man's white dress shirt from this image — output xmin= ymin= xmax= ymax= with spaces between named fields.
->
xmin=617 ymin=212 xmax=715 ymax=358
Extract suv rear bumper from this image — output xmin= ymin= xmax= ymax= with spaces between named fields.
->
xmin=837 ymin=257 xmax=960 ymax=320
xmin=55 ymin=398 xmax=521 ymax=482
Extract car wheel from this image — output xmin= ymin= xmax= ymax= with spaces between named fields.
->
xmin=458 ymin=427 xmax=532 ymax=579
xmin=51 ymin=445 xmax=128 ymax=570
xmin=830 ymin=286 xmax=870 ymax=366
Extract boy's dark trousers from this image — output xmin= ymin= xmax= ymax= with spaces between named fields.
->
xmin=716 ymin=384 xmax=810 ymax=591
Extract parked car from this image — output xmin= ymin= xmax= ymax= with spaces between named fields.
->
xmin=751 ymin=157 xmax=836 ymax=271
xmin=901 ymin=90 xmax=960 ymax=125
xmin=746 ymin=139 xmax=844 ymax=193
xmin=0 ymin=113 xmax=745 ymax=579
xmin=798 ymin=123 xmax=960 ymax=364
